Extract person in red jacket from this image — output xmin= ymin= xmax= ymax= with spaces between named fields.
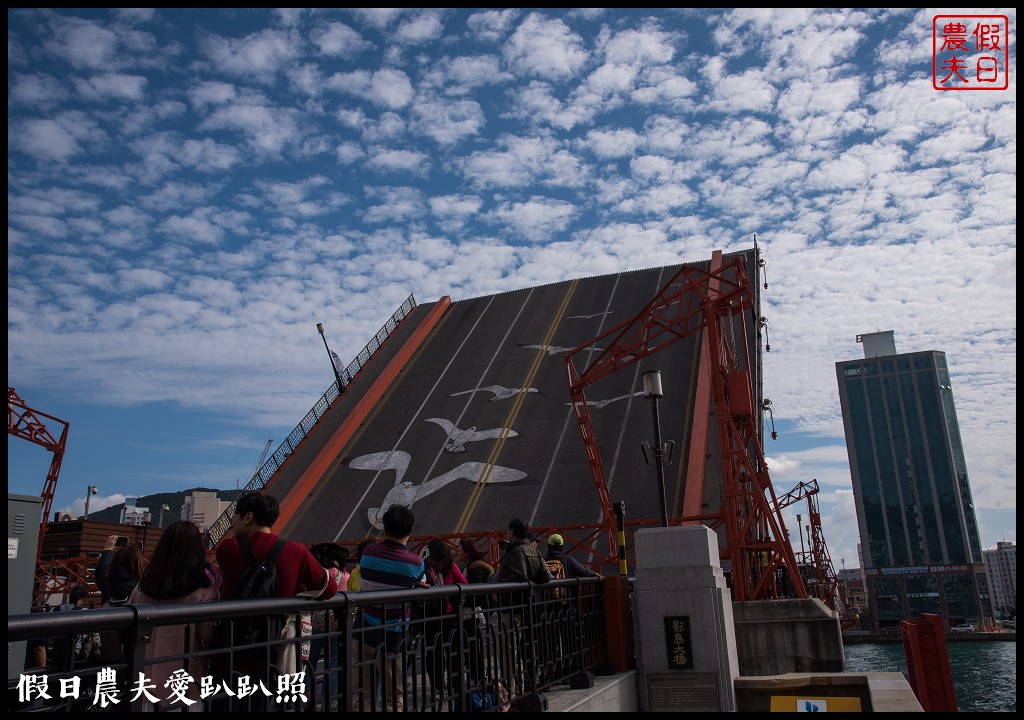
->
xmin=216 ymin=491 xmax=337 ymax=601
xmin=214 ymin=491 xmax=337 ymax=707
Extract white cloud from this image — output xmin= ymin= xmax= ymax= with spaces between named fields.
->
xmin=395 ymin=11 xmax=445 ymax=45
xmin=601 ymin=25 xmax=677 ymax=65
xmin=118 ymin=267 xmax=171 ymax=291
xmin=327 ymin=68 xmax=415 ymax=109
xmin=429 ymin=194 xmax=483 ymax=219
xmin=9 ymin=73 xmax=68 ymax=106
xmin=362 ymin=186 xmax=426 ymax=224
xmin=199 ymin=101 xmax=301 ymax=155
xmin=583 ymin=128 xmax=642 ymax=159
xmin=365 ymin=147 xmax=431 ymax=176
xmin=45 ymin=19 xmax=120 ymax=70
xmin=59 ymin=493 xmax=128 ymax=519
xmin=412 ymin=97 xmax=486 ymax=144
xmin=490 ymin=196 xmax=578 ymax=242
xmin=467 ymin=9 xmax=519 ymax=42
xmin=336 ymin=142 xmax=365 ymax=164
xmin=200 ymin=28 xmax=299 ymax=81
xmin=428 ymin=54 xmax=511 ymax=94
xmin=504 ymin=13 xmax=589 ymax=80
xmin=158 ymin=207 xmax=249 ymax=245
xmin=75 ymin=72 xmax=147 ymax=101
xmin=188 ymin=80 xmax=237 ymax=110
xmin=180 ymin=138 xmax=243 ymax=172
xmin=311 ymin=21 xmax=372 ymax=57
xmin=348 ymin=8 xmax=406 ymax=29
xmin=12 ymin=118 xmax=82 ymax=161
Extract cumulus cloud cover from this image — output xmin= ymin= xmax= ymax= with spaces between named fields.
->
xmin=8 ymin=9 xmax=1016 ymax=562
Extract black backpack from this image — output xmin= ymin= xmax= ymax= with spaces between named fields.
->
xmin=221 ymin=536 xmax=288 ymax=648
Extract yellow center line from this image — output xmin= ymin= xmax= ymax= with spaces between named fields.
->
xmin=453 ymin=279 xmax=579 ymax=533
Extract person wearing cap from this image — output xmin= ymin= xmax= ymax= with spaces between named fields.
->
xmin=543 ymin=533 xmax=602 ymax=682
xmin=545 ymin=534 xmax=602 ymax=580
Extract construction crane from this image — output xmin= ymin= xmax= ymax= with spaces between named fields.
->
xmin=207 ymin=438 xmax=275 ymax=550
xmin=777 ymin=478 xmax=859 ymax=630
xmin=8 ymin=387 xmax=69 ymax=561
xmin=565 ymin=250 xmax=807 ymax=603
xmin=252 ymin=438 xmax=273 ymax=476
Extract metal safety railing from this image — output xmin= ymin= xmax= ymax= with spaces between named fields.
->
xmin=204 ymin=295 xmax=417 ymax=550
xmin=10 ymin=576 xmax=607 ymax=713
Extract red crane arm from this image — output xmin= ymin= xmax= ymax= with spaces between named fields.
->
xmin=8 ymin=387 xmax=69 ymax=560
xmin=566 ymin=260 xmax=753 ymax=392
xmin=564 ymin=254 xmax=807 ymax=602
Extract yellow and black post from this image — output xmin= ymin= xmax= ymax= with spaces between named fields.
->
xmin=603 ymin=500 xmax=635 ymax=673
xmin=615 ymin=500 xmax=628 ymax=577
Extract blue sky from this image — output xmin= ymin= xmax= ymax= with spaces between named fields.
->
xmin=8 ymin=8 xmax=1016 ymax=567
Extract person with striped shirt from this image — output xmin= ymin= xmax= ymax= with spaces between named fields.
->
xmin=349 ymin=505 xmax=424 ymax=712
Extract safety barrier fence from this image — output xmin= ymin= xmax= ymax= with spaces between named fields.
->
xmin=203 ymin=294 xmax=417 ymax=550
xmin=10 ymin=576 xmax=606 ymax=713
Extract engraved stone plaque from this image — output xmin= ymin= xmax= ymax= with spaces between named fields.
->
xmin=647 ymin=672 xmax=721 ymax=712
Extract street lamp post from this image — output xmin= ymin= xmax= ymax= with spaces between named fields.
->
xmin=796 ymin=513 xmax=804 ymax=561
xmin=642 ymin=370 xmax=671 ymax=528
xmin=316 ymin=322 xmax=345 ymax=394
xmin=159 ymin=504 xmax=170 ymax=529
xmin=84 ymin=485 xmax=98 ymax=520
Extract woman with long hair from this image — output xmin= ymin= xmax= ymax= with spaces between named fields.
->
xmin=422 ymin=538 xmax=467 ymax=709
xmin=128 ymin=520 xmax=218 ymax=709
xmin=455 ymin=539 xmax=495 ymax=702
xmin=94 ymin=542 xmax=148 ymax=665
xmin=96 ymin=540 xmax=145 ymax=605
xmin=456 ymin=538 xmax=494 ymax=582
xmin=426 ymin=538 xmax=467 ymax=597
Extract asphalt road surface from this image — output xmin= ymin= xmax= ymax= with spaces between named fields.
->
xmin=272 ymin=249 xmax=761 ymax=548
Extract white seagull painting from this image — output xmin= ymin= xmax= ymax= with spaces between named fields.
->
xmin=424 ymin=417 xmax=518 ymax=452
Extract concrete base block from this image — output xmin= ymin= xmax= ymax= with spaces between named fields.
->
xmin=632 ymin=526 xmax=739 ymax=712
xmin=733 ymin=598 xmax=844 ymax=676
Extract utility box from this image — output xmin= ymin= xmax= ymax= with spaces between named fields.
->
xmin=727 ymin=371 xmax=755 ymax=419
xmin=9 ymin=493 xmax=42 ymax=681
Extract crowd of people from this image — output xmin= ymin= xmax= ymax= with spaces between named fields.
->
xmin=34 ymin=493 xmax=603 ymax=712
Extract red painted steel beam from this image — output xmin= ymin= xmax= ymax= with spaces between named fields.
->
xmin=8 ymin=387 xmax=69 ymax=561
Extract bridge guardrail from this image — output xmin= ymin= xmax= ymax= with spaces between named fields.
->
xmin=204 ymin=295 xmax=417 ymax=550
xmin=11 ymin=576 xmax=607 ymax=713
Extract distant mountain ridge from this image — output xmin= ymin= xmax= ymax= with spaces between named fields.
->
xmin=88 ymin=487 xmax=239 ymax=525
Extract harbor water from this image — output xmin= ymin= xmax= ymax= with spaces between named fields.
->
xmin=843 ymin=640 xmax=1016 ymax=712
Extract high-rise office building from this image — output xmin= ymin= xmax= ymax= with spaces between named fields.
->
xmin=982 ymin=541 xmax=1016 ymax=619
xmin=836 ymin=331 xmax=990 ymax=630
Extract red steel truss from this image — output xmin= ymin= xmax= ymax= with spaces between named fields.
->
xmin=8 ymin=387 xmax=69 ymax=561
xmin=778 ymin=478 xmax=859 ymax=629
xmin=565 ymin=252 xmax=806 ymax=602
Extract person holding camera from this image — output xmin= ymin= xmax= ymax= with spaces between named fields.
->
xmin=95 ymin=535 xmax=145 ymax=606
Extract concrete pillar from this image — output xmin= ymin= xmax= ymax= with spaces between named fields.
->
xmin=632 ymin=526 xmax=739 ymax=711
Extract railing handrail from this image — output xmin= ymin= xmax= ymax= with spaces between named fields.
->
xmin=10 ymin=576 xmax=609 ymax=713
xmin=203 ymin=294 xmax=417 ymax=550
xmin=10 ymin=576 xmax=601 ymax=639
